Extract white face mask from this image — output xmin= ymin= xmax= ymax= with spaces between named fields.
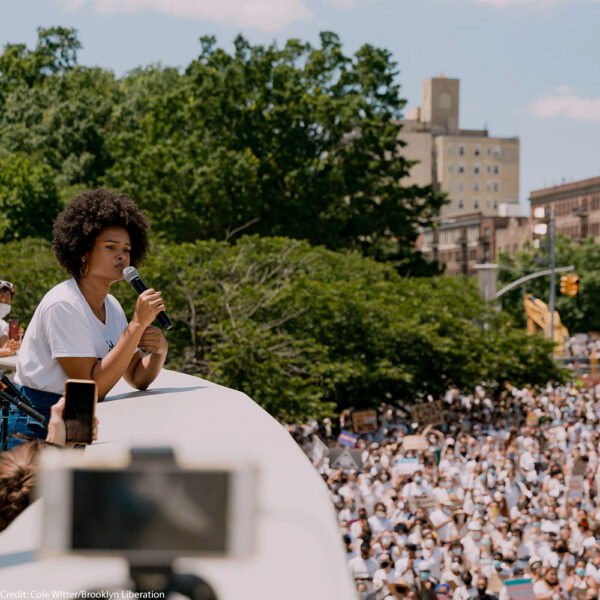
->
xmin=376 ymin=511 xmax=386 ymax=519
xmin=0 ymin=303 xmax=10 ymax=319
xmin=425 ymin=539 xmax=435 ymax=548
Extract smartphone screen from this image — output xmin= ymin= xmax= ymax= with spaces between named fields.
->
xmin=71 ymin=468 xmax=230 ymax=553
xmin=64 ymin=379 xmax=97 ymax=444
xmin=8 ymin=319 xmax=19 ymax=341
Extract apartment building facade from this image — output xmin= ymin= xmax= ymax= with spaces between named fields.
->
xmin=398 ymin=75 xmax=520 ymax=219
xmin=529 ymin=176 xmax=600 ymax=241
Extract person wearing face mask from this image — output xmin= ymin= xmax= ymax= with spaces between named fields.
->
xmin=446 ymin=510 xmax=469 ymax=543
xmin=429 ymin=499 xmax=454 ymax=543
xmin=421 ymin=532 xmax=443 ymax=580
xmin=402 ymin=470 xmax=432 ymax=498
xmin=454 ymin=571 xmax=476 ymax=600
xmin=468 ymin=575 xmax=498 ymax=600
xmin=349 ymin=541 xmax=379 ymax=589
xmin=373 ymin=553 xmax=396 ymax=597
xmin=369 ymin=502 xmax=393 ymax=535
xmin=462 ymin=521 xmax=484 ymax=568
xmin=415 ymin=561 xmax=437 ymax=600
xmin=440 ymin=555 xmax=464 ymax=588
xmin=565 ymin=559 xmax=590 ymax=598
xmin=375 ymin=530 xmax=401 ymax=563
xmin=532 ymin=566 xmax=567 ymax=600
xmin=394 ymin=542 xmax=419 ymax=588
xmin=0 ymin=280 xmax=23 ymax=358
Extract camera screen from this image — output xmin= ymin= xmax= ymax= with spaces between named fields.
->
xmin=71 ymin=468 xmax=230 ymax=553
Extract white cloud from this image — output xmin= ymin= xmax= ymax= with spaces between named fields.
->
xmin=530 ymin=86 xmax=600 ymax=123
xmin=54 ymin=0 xmax=313 ymax=31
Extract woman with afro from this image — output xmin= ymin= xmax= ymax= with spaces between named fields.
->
xmin=7 ymin=189 xmax=168 ymax=449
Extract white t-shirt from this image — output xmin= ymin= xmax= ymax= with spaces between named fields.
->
xmin=0 ymin=318 xmax=8 ymax=340
xmin=15 ymin=279 xmax=128 ymax=394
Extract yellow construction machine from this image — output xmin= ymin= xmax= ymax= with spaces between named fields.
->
xmin=524 ymin=294 xmax=569 ymax=356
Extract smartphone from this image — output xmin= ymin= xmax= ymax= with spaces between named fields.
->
xmin=39 ymin=453 xmax=256 ymax=561
xmin=8 ymin=319 xmax=19 ymax=341
xmin=64 ymin=379 xmax=97 ymax=445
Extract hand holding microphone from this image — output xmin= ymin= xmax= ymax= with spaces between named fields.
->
xmin=123 ymin=267 xmax=173 ymax=330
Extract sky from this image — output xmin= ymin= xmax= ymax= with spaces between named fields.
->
xmin=2 ymin=0 xmax=600 ymax=215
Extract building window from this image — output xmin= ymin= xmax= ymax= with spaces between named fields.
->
xmin=487 ymin=147 xmax=492 ymax=156
xmin=458 ymin=182 xmax=464 ymax=192
xmin=494 ymin=182 xmax=500 ymax=192
xmin=448 ymin=164 xmax=453 ymax=173
xmin=493 ymin=165 xmax=500 ymax=174
xmin=493 ymin=146 xmax=501 ymax=157
xmin=487 ymin=182 xmax=492 ymax=191
xmin=486 ymin=199 xmax=491 ymax=207
xmin=448 ymin=145 xmax=453 ymax=154
xmin=474 ymin=164 xmax=480 ymax=175
xmin=458 ymin=164 xmax=465 ymax=174
xmin=458 ymin=199 xmax=464 ymax=209
xmin=493 ymin=200 xmax=498 ymax=209
xmin=474 ymin=182 xmax=480 ymax=192
xmin=459 ymin=145 xmax=465 ymax=156
xmin=483 ymin=227 xmax=490 ymax=240
xmin=474 ymin=199 xmax=480 ymax=209
xmin=487 ymin=165 xmax=492 ymax=173
xmin=474 ymin=146 xmax=481 ymax=156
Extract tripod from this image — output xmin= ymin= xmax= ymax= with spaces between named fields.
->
xmin=0 ymin=372 xmax=47 ymax=450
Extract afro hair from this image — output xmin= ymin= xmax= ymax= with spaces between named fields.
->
xmin=52 ymin=188 xmax=150 ymax=278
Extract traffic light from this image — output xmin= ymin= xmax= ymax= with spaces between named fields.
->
xmin=561 ymin=274 xmax=580 ymax=296
xmin=569 ymin=274 xmax=579 ymax=296
xmin=560 ymin=275 xmax=568 ymax=295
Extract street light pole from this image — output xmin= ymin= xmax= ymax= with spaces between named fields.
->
xmin=548 ymin=207 xmax=557 ymax=342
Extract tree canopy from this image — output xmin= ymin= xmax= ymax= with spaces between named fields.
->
xmin=2 ymin=237 xmax=565 ymax=421
xmin=0 ymin=28 xmax=445 ymax=273
xmin=498 ymin=235 xmax=600 ymax=335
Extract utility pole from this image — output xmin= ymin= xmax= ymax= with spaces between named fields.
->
xmin=548 ymin=207 xmax=557 ymax=343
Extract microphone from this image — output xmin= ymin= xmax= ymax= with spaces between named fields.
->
xmin=122 ymin=266 xmax=173 ymax=330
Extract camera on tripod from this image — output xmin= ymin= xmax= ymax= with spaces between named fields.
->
xmin=38 ymin=447 xmax=256 ymax=565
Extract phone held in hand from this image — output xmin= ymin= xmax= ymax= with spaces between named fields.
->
xmin=64 ymin=379 xmax=97 ymax=445
xmin=8 ymin=319 xmax=19 ymax=341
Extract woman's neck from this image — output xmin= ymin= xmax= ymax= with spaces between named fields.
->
xmin=76 ymin=276 xmax=110 ymax=314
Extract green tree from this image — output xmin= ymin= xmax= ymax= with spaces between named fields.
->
xmin=498 ymin=235 xmax=600 ymax=334
xmin=0 ymin=152 xmax=61 ymax=241
xmin=104 ymin=33 xmax=445 ymax=271
xmin=0 ymin=235 xmax=564 ymax=420
xmin=0 ymin=26 xmax=80 ymax=97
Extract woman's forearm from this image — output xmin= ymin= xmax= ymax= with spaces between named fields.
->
xmin=130 ymin=348 xmax=167 ymax=390
xmin=91 ymin=320 xmax=146 ymax=398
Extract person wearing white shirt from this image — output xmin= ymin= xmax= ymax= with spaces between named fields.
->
xmin=349 ymin=542 xmax=379 ymax=585
xmin=9 ymin=190 xmax=168 ymax=449
xmin=369 ymin=502 xmax=393 ymax=534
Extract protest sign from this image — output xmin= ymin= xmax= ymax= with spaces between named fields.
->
xmin=338 ymin=430 xmax=359 ymax=447
xmin=329 ymin=448 xmax=363 ymax=470
xmin=402 ymin=435 xmax=428 ymax=451
xmin=407 ymin=494 xmax=437 ymax=512
xmin=395 ymin=457 xmax=421 ymax=475
xmin=310 ymin=435 xmax=329 ymax=466
xmin=526 ymin=412 xmax=539 ymax=427
xmin=504 ymin=579 xmax=535 ymax=600
xmin=352 ymin=409 xmax=378 ymax=433
xmin=412 ymin=401 xmax=445 ymax=426
xmin=568 ymin=475 xmax=585 ymax=498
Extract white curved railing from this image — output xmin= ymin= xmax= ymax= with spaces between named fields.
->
xmin=0 ymin=369 xmax=355 ymax=599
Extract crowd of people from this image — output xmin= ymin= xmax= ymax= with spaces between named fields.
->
xmin=294 ymin=383 xmax=600 ymax=600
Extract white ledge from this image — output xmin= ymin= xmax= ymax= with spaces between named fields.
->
xmin=0 ymin=369 xmax=354 ymax=599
